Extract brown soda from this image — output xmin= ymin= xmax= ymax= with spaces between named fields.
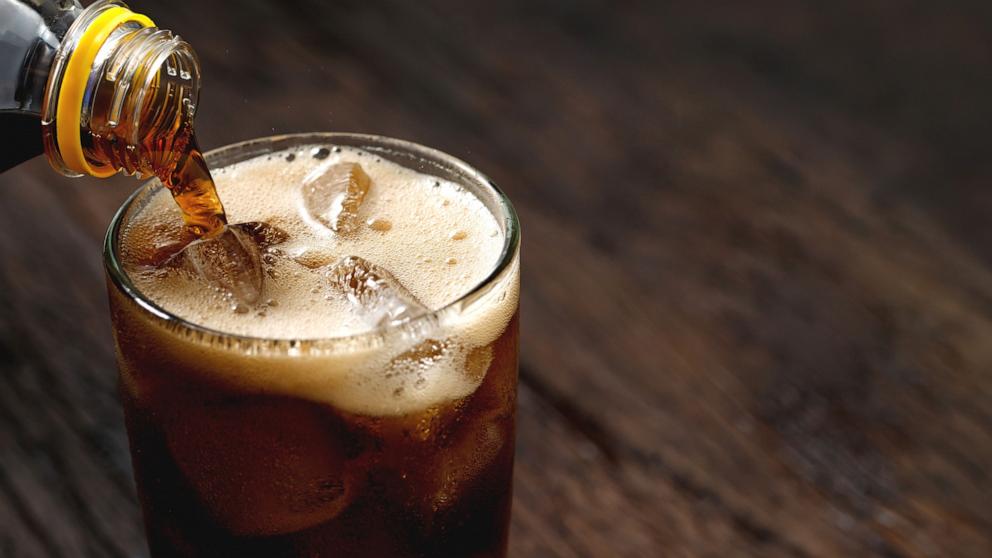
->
xmin=162 ymin=138 xmax=227 ymax=237
xmin=108 ymin=135 xmax=521 ymax=557
xmin=111 ymin=293 xmax=518 ymax=557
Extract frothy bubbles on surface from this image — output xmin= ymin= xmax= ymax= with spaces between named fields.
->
xmin=120 ymin=144 xmax=517 ymax=414
xmin=123 ymin=145 xmax=507 ymax=338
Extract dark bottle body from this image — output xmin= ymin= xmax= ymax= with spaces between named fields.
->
xmin=0 ymin=0 xmax=81 ymax=171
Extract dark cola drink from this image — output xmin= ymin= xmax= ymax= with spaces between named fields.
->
xmin=107 ymin=134 xmax=521 ymax=557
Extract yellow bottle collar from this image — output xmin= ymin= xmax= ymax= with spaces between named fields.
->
xmin=57 ymin=6 xmax=154 ymax=178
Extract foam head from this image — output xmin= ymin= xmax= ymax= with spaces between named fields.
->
xmin=117 ymin=143 xmax=519 ymax=415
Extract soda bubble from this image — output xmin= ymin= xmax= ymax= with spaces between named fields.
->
xmin=326 ymin=256 xmax=427 ymax=329
xmin=292 ymin=248 xmax=337 ymax=270
xmin=367 ymin=217 xmax=392 ymax=232
xmin=301 ymin=162 xmax=371 ymax=234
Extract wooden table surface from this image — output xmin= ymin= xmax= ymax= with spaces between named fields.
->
xmin=3 ymin=1 xmax=992 ymax=556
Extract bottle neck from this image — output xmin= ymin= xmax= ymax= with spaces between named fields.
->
xmin=40 ymin=0 xmax=200 ymax=179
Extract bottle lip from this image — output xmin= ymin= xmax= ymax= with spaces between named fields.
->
xmin=40 ymin=0 xmax=154 ymax=177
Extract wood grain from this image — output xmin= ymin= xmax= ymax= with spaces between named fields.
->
xmin=2 ymin=0 xmax=992 ymax=556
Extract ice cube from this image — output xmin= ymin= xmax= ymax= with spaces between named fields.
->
xmin=301 ymin=162 xmax=371 ymax=233
xmin=176 ymin=225 xmax=264 ymax=305
xmin=122 ymin=220 xmax=196 ymax=270
xmin=384 ymin=339 xmax=450 ymax=396
xmin=326 ymin=256 xmax=427 ymax=328
xmin=430 ymin=420 xmax=506 ymax=509
xmin=165 ymin=397 xmax=361 ymax=535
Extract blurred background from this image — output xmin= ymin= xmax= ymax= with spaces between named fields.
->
xmin=2 ymin=0 xmax=992 ymax=556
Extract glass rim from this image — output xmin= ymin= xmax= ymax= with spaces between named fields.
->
xmin=103 ymin=132 xmax=520 ymax=352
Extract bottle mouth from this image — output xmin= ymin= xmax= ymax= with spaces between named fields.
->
xmin=40 ymin=0 xmax=155 ymax=177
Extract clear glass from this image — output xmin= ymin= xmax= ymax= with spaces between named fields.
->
xmin=104 ymin=133 xmax=521 ymax=557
